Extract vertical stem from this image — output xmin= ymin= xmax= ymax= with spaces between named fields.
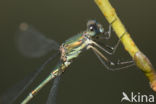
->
xmin=94 ymin=0 xmax=156 ymax=91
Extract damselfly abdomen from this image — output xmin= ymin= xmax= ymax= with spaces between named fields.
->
xmin=0 ymin=20 xmax=134 ymax=104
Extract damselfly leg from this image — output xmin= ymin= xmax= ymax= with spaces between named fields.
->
xmin=87 ymin=45 xmax=134 ymax=71
xmin=93 ymin=25 xmax=126 ymax=55
xmin=88 ymin=24 xmax=134 ymax=71
xmin=1 ymin=20 xmax=136 ymax=104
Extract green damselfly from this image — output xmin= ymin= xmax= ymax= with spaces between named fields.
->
xmin=0 ymin=20 xmax=134 ymax=104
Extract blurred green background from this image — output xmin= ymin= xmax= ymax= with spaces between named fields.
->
xmin=0 ymin=0 xmax=156 ymax=104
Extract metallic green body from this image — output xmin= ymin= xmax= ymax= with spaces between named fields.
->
xmin=21 ymin=20 xmax=104 ymax=104
xmin=63 ymin=32 xmax=90 ymax=62
xmin=64 ymin=33 xmax=83 ymax=45
xmin=21 ymin=32 xmax=89 ymax=104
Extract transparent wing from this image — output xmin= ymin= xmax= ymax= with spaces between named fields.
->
xmin=16 ymin=23 xmax=59 ymax=58
xmin=0 ymin=74 xmax=33 ymax=104
xmin=0 ymin=52 xmax=60 ymax=104
xmin=46 ymin=75 xmax=61 ymax=104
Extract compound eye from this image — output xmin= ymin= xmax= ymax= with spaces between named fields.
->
xmin=89 ymin=25 xmax=97 ymax=32
xmin=89 ymin=26 xmax=94 ymax=31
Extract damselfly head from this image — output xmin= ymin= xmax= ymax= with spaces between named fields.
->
xmin=87 ymin=20 xmax=104 ymax=37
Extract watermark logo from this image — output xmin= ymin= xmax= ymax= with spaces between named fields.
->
xmin=121 ymin=92 xmax=155 ymax=103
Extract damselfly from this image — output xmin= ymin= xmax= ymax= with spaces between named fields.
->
xmin=0 ymin=20 xmax=134 ymax=104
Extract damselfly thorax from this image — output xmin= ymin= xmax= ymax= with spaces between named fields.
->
xmin=0 ymin=20 xmax=135 ymax=104
xmin=60 ymin=32 xmax=93 ymax=62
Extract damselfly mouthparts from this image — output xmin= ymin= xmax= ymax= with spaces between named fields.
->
xmin=1 ymin=20 xmax=134 ymax=104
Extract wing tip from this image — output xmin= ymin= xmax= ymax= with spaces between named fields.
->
xmin=19 ymin=22 xmax=29 ymax=31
